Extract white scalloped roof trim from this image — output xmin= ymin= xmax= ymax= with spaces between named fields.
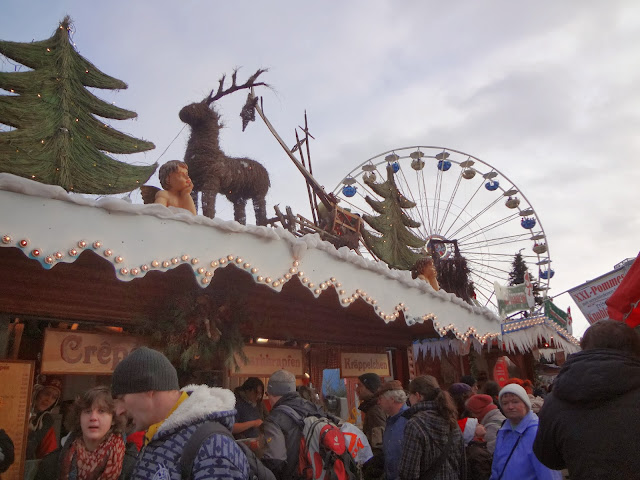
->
xmin=0 ymin=174 xmax=503 ymax=338
xmin=501 ymin=318 xmax=580 ymax=354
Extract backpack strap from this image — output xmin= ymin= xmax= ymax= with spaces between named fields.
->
xmin=272 ymin=404 xmax=304 ymax=426
xmin=180 ymin=421 xmax=233 ymax=480
xmin=496 ymin=434 xmax=522 ymax=480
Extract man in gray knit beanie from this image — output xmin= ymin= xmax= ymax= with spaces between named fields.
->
xmin=262 ymin=369 xmax=336 ymax=479
xmin=112 ymin=347 xmax=180 ymax=432
xmin=112 ymin=347 xmax=249 ymax=479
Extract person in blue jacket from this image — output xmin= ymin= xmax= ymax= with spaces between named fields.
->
xmin=112 ymin=347 xmax=249 ymax=480
xmin=489 ymin=383 xmax=561 ymax=480
xmin=378 ymin=380 xmax=409 ymax=480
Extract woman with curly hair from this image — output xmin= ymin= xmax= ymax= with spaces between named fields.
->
xmin=398 ymin=375 xmax=466 ymax=480
xmin=35 ymin=386 xmax=137 ymax=480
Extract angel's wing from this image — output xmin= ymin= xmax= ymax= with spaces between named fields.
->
xmin=140 ymin=185 xmax=160 ymax=204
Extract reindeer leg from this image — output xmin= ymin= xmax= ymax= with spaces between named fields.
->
xmin=233 ymin=198 xmax=248 ymax=225
xmin=201 ymin=190 xmax=217 ymax=219
xmin=254 ymin=196 xmax=268 ymax=226
xmin=190 ymin=190 xmax=199 ymax=215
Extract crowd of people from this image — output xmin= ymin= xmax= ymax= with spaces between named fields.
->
xmin=10 ymin=319 xmax=638 ymax=479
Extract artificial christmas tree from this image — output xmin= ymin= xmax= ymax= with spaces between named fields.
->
xmin=0 ymin=16 xmax=156 ymax=193
xmin=362 ymin=164 xmax=425 ymax=270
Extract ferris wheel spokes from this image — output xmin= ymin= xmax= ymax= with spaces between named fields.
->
xmin=460 ymin=233 xmax=532 ymax=249
xmin=446 ymin=195 xmax=506 ymax=240
xmin=395 ymin=167 xmax=431 ymax=239
xmin=437 ymin=179 xmax=485 ymax=239
xmin=465 ymin=258 xmax=513 ymax=277
xmin=456 ymin=212 xmax=520 ymax=245
xmin=332 ymin=145 xmax=552 ymax=314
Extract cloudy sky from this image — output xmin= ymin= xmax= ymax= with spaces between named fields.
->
xmin=2 ymin=1 xmax=639 ymax=338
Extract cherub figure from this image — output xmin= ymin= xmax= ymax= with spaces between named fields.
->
xmin=411 ymin=256 xmax=440 ymax=291
xmin=141 ymin=160 xmax=197 ymax=215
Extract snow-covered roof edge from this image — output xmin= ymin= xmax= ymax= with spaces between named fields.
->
xmin=501 ymin=315 xmax=580 ymax=354
xmin=412 ymin=315 xmax=580 ymax=359
xmin=0 ymin=173 xmax=503 ymax=339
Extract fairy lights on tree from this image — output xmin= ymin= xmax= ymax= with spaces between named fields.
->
xmin=0 ymin=16 xmax=156 ymax=194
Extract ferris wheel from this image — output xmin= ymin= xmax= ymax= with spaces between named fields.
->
xmin=331 ymin=146 xmax=553 ymax=312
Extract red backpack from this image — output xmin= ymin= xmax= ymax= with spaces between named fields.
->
xmin=277 ymin=406 xmax=358 ymax=480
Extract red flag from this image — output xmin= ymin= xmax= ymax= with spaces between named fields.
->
xmin=606 ymin=254 xmax=640 ymax=328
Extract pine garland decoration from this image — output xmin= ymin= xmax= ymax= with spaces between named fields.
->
xmin=362 ymin=164 xmax=426 ymax=270
xmin=139 ymin=289 xmax=249 ymax=373
xmin=0 ymin=16 xmax=157 ymax=193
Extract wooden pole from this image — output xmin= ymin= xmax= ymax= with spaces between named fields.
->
xmin=252 ymin=90 xmax=333 ymax=209
xmin=295 ymin=128 xmax=319 ymax=225
xmin=303 ymin=111 xmax=321 ymax=223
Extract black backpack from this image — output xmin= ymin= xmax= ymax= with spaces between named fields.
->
xmin=180 ymin=420 xmax=276 ymax=480
xmin=465 ymin=440 xmax=493 ymax=480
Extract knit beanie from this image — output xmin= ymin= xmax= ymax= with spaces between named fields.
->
xmin=111 ymin=347 xmax=179 ymax=396
xmin=448 ymin=382 xmax=472 ymax=396
xmin=465 ymin=394 xmax=497 ymax=422
xmin=267 ymin=369 xmax=296 ymax=396
xmin=499 ymin=383 xmax=532 ymax=411
xmin=358 ymin=373 xmax=382 ymax=395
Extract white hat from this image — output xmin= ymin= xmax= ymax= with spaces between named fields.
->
xmin=499 ymin=384 xmax=532 ymax=411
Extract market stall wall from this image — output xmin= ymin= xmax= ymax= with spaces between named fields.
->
xmin=0 ymin=246 xmax=441 ymax=348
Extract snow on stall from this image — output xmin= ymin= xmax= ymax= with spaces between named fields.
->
xmin=501 ymin=315 xmax=580 ymax=354
xmin=0 ymin=173 xmax=503 ymax=341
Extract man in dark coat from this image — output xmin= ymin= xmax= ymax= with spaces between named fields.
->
xmin=357 ymin=373 xmax=386 ymax=455
xmin=357 ymin=373 xmax=387 ymax=479
xmin=262 ymin=369 xmax=339 ymax=480
xmin=533 ymin=320 xmax=640 ymax=480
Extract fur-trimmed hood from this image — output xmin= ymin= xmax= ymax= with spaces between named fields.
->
xmin=155 ymin=384 xmax=237 ymax=439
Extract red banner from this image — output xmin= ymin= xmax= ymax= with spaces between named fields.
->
xmin=493 ymin=357 xmax=509 ymax=387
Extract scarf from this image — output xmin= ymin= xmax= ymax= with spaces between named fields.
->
xmin=61 ymin=432 xmax=125 ymax=480
xmin=144 ymin=391 xmax=189 ymax=446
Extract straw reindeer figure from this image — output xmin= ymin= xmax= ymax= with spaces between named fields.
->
xmin=179 ymin=69 xmax=270 ymax=225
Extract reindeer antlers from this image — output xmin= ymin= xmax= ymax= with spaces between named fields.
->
xmin=206 ymin=68 xmax=268 ymax=104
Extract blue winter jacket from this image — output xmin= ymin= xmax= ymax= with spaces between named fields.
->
xmin=130 ymin=384 xmax=249 ymax=480
xmin=489 ymin=411 xmax=560 ymax=480
xmin=383 ymin=404 xmax=408 ymax=480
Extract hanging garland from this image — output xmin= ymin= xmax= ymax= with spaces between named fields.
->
xmin=138 ymin=289 xmax=249 ymax=372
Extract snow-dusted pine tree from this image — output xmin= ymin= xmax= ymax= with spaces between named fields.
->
xmin=0 ymin=16 xmax=156 ymax=193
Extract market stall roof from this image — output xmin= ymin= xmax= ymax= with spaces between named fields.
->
xmin=501 ymin=315 xmax=580 ymax=354
xmin=0 ymin=174 xmax=503 ymax=346
xmin=412 ymin=314 xmax=581 ymax=359
xmin=607 ymin=252 xmax=640 ymax=328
